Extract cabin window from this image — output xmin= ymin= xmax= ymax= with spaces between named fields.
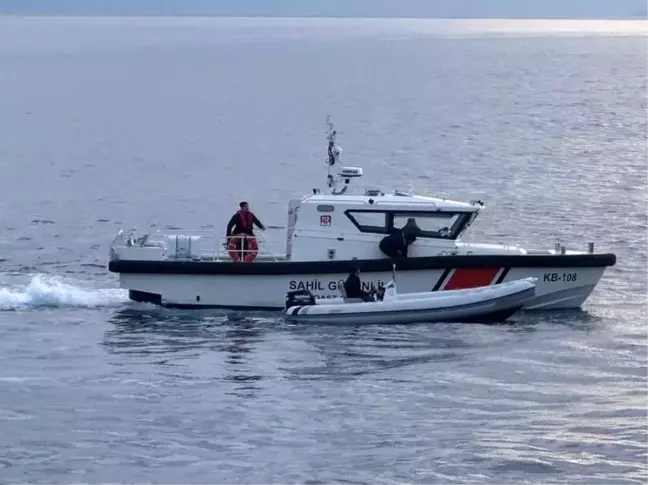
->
xmin=317 ymin=205 xmax=335 ymax=212
xmin=345 ymin=210 xmax=388 ymax=234
xmin=344 ymin=209 xmax=474 ymax=238
xmin=390 ymin=212 xmax=472 ymax=240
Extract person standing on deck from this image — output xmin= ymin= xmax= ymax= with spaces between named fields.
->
xmin=227 ymin=201 xmax=265 ymax=237
xmin=226 ymin=202 xmax=265 ymax=252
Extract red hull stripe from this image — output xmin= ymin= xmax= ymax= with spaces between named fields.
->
xmin=443 ymin=267 xmax=500 ymax=290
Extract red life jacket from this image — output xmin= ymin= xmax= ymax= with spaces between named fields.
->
xmin=237 ymin=210 xmax=254 ymax=231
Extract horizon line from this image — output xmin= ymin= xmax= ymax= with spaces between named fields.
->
xmin=1 ymin=13 xmax=646 ymax=20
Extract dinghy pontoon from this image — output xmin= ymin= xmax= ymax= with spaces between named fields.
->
xmin=284 ymin=275 xmax=537 ymax=325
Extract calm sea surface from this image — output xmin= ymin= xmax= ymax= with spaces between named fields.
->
xmin=0 ymin=16 xmax=646 ymax=484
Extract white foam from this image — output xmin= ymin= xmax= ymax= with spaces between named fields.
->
xmin=0 ymin=274 xmax=128 ymax=310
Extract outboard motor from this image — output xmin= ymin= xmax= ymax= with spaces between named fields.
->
xmin=285 ymin=289 xmax=316 ymax=310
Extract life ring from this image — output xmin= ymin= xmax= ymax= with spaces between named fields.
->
xmin=227 ymin=233 xmax=258 ymax=262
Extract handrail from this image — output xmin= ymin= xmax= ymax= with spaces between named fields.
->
xmin=214 ymin=231 xmax=281 ymax=262
xmin=111 ymin=227 xmax=284 ymax=263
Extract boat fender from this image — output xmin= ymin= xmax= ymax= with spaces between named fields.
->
xmin=285 ymin=289 xmax=316 ymax=310
xmin=227 ymin=234 xmax=259 ymax=262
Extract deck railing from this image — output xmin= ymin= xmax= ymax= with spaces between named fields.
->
xmin=112 ymin=228 xmax=286 ymax=262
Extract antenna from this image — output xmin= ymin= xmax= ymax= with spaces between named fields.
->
xmin=325 ymin=115 xmax=341 ymax=192
xmin=325 ymin=115 xmax=339 ymax=185
xmin=326 ymin=115 xmax=336 ymax=165
xmin=326 ymin=114 xmax=334 ymax=150
xmin=323 ymin=116 xmax=363 ymax=195
xmin=325 ymin=115 xmax=333 ymax=191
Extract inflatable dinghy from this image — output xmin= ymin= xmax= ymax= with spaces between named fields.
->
xmin=284 ymin=277 xmax=536 ymax=325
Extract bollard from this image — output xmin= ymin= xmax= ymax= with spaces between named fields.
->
xmin=554 ymin=242 xmax=561 ymax=253
xmin=588 ymin=242 xmax=594 ymax=254
xmin=560 ymin=245 xmax=566 ymax=255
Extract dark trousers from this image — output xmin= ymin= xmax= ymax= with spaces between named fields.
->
xmin=347 ymin=291 xmax=373 ymax=302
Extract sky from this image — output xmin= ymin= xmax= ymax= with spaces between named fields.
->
xmin=0 ymin=0 xmax=646 ymax=18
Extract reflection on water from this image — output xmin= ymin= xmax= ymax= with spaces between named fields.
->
xmin=102 ymin=305 xmax=599 ymax=388
xmin=221 ymin=318 xmax=264 ymax=399
xmin=282 ymin=323 xmax=478 ymax=381
xmin=103 ymin=306 xmax=273 ymax=397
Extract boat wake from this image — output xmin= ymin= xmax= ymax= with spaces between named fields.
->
xmin=0 ymin=274 xmax=128 ymax=311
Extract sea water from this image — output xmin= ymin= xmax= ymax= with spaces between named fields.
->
xmin=0 ymin=16 xmax=646 ymax=484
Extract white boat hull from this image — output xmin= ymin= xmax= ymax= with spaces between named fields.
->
xmin=116 ymin=262 xmax=608 ymax=311
xmin=285 ymin=278 xmax=537 ymax=324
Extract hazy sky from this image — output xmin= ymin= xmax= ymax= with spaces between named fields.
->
xmin=0 ymin=0 xmax=646 ymax=18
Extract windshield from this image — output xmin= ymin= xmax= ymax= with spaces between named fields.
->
xmin=344 ymin=209 xmax=475 ymax=240
xmin=391 ymin=212 xmax=472 ymax=240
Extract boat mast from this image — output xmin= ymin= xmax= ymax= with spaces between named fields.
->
xmin=323 ymin=115 xmax=363 ymax=195
xmin=325 ymin=115 xmax=343 ymax=194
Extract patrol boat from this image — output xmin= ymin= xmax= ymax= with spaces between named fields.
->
xmin=108 ymin=119 xmax=616 ymax=311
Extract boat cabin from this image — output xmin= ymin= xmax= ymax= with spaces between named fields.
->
xmin=285 ymin=190 xmax=483 ymax=261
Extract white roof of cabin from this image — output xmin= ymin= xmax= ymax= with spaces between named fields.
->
xmin=301 ymin=192 xmax=480 ymax=211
